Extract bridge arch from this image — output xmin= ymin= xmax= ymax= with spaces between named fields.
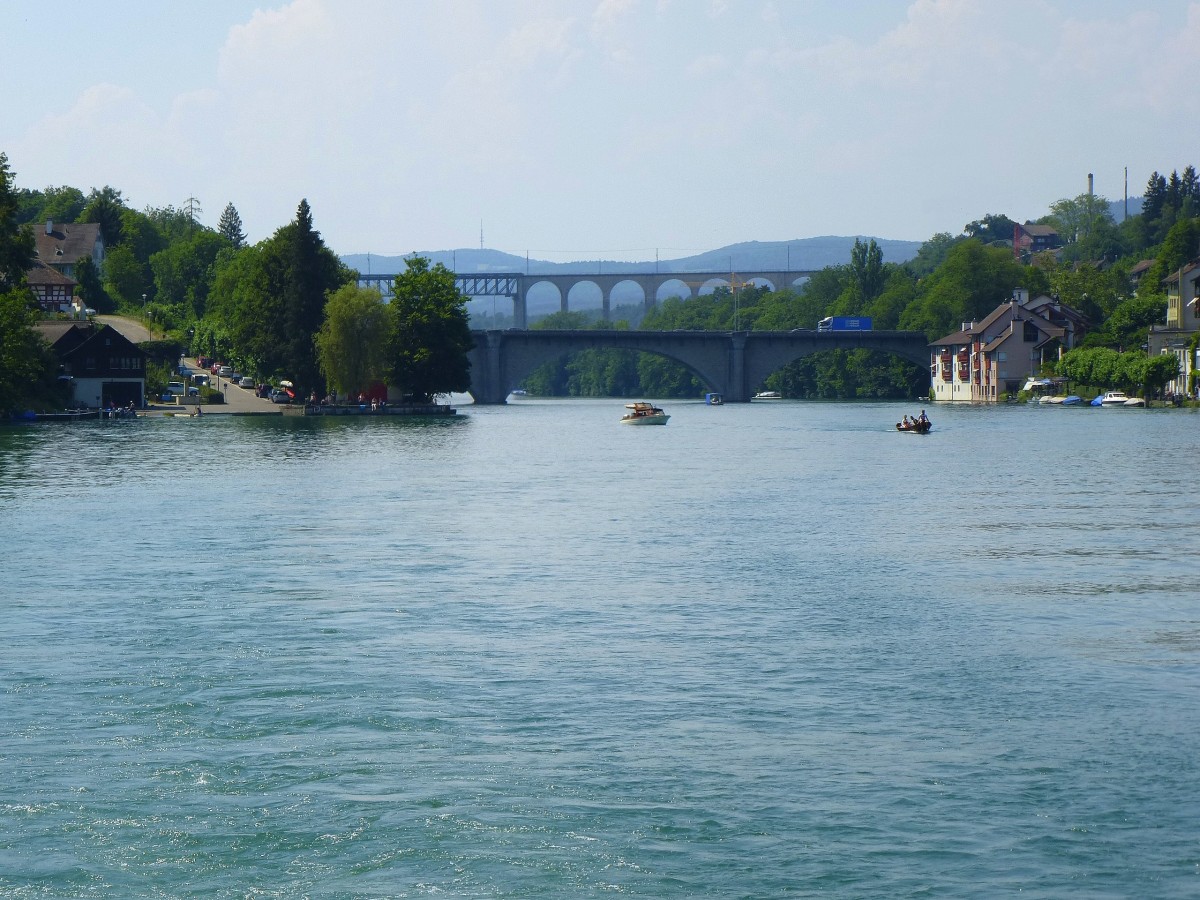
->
xmin=468 ymin=329 xmax=930 ymax=404
xmin=741 ymin=333 xmax=930 ymax=394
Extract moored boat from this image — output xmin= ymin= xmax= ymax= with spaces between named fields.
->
xmin=1061 ymin=395 xmax=1083 ymax=406
xmin=1100 ymin=391 xmax=1130 ymax=406
xmin=753 ymin=391 xmax=782 ymax=400
xmin=620 ymin=401 xmax=669 ymax=425
xmin=1123 ymin=396 xmax=1146 ymax=407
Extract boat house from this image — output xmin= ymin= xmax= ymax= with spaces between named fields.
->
xmin=34 ymin=321 xmax=147 ymax=408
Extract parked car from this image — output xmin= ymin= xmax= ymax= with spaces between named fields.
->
xmin=192 ymin=373 xmax=210 ymax=387
xmin=239 ymin=376 xmax=256 ymax=388
xmin=218 ymin=365 xmax=232 ymax=378
xmin=228 ymin=372 xmax=243 ymax=384
xmin=197 ymin=356 xmax=212 ymax=368
xmin=269 ymin=388 xmax=291 ymax=404
xmin=166 ymin=381 xmax=186 ymax=396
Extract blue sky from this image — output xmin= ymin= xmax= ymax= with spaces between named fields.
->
xmin=4 ymin=1 xmax=1199 ymax=262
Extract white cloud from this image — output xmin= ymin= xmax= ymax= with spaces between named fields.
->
xmin=6 ymin=0 xmax=1200 ymax=252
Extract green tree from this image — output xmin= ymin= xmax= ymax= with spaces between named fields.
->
xmin=1086 ymin=294 xmax=1167 ymax=351
xmin=150 ymin=229 xmax=229 ymax=319
xmin=73 ymin=255 xmax=114 ymax=313
xmin=316 ymin=284 xmax=388 ymax=397
xmin=387 ymin=255 xmax=474 ymax=401
xmin=1138 ymin=354 xmax=1180 ymax=399
xmin=77 ymin=186 xmax=126 ymax=246
xmin=103 ymin=243 xmax=152 ymax=307
xmin=906 ymin=232 xmax=959 ymax=277
xmin=272 ymin=199 xmax=351 ymax=394
xmin=0 ymin=289 xmax=57 ymax=414
xmin=207 ymin=243 xmax=282 ymax=375
xmin=0 ymin=153 xmax=34 ymax=292
xmin=900 ymin=240 xmax=1026 ymax=339
xmin=1047 ymin=192 xmax=1113 ymax=258
xmin=17 ymin=184 xmax=86 ymax=226
xmin=218 ymin=202 xmax=247 ymax=249
xmin=964 ymin=213 xmax=1016 ymax=245
xmin=1143 ymin=216 xmax=1200 ymax=291
xmin=847 ymin=238 xmax=885 ymax=307
xmin=144 ymin=204 xmax=196 ymax=245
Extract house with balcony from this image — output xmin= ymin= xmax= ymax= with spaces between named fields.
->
xmin=33 ymin=321 xmax=146 ymax=408
xmin=1147 ymin=258 xmax=1200 ymax=397
xmin=930 ymin=290 xmax=1082 ymax=402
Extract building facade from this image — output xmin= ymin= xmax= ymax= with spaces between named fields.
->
xmin=930 ymin=290 xmax=1082 ymax=402
xmin=1147 ymin=259 xmax=1200 ymax=398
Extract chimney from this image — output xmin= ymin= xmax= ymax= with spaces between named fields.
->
xmin=1088 ymin=173 xmax=1093 ymax=196
xmin=45 ymin=220 xmax=53 ymax=235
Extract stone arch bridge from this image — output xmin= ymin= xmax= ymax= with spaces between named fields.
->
xmin=467 ymin=329 xmax=930 ymax=404
xmin=359 ymin=269 xmax=817 ymax=327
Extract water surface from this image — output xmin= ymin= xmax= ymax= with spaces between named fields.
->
xmin=2 ymin=400 xmax=1198 ymax=897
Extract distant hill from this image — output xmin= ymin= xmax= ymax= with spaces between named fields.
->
xmin=341 ymin=235 xmax=922 ymax=279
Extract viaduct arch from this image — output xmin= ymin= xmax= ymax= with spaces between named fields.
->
xmin=466 ymin=329 xmax=930 ymax=404
xmin=359 ymin=270 xmax=816 ymax=327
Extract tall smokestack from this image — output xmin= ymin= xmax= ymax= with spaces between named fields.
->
xmin=1088 ymin=173 xmax=1094 ymax=196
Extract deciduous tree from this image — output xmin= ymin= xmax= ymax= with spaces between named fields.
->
xmin=316 ymin=284 xmax=388 ymax=397
xmin=0 ymin=153 xmax=34 ymax=292
xmin=386 ymin=255 xmax=473 ymax=401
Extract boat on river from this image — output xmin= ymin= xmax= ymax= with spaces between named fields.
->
xmin=753 ymin=391 xmax=782 ymax=400
xmin=1100 ymin=391 xmax=1130 ymax=406
xmin=620 ymin=401 xmax=670 ymax=425
xmin=896 ymin=419 xmax=932 ymax=434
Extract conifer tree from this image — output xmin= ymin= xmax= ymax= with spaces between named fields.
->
xmin=218 ymin=202 xmax=246 ymax=249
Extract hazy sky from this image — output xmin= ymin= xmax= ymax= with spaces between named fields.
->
xmin=4 ymin=0 xmax=1199 ymax=261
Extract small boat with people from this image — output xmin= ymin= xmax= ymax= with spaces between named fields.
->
xmin=620 ymin=401 xmax=670 ymax=425
xmin=896 ymin=410 xmax=932 ymax=433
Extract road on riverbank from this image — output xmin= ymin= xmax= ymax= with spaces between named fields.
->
xmin=94 ymin=315 xmax=300 ymax=414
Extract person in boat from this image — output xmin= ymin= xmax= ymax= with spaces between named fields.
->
xmin=918 ymin=410 xmax=929 ymax=425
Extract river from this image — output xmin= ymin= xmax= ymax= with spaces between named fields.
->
xmin=2 ymin=399 xmax=1197 ymax=897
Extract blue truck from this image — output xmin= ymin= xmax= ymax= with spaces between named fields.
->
xmin=817 ymin=316 xmax=873 ymax=332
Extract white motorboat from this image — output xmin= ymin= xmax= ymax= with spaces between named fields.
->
xmin=620 ymin=401 xmax=669 ymax=425
xmin=1100 ymin=391 xmax=1130 ymax=406
xmin=1123 ymin=397 xmax=1146 ymax=407
xmin=753 ymin=391 xmax=782 ymax=400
